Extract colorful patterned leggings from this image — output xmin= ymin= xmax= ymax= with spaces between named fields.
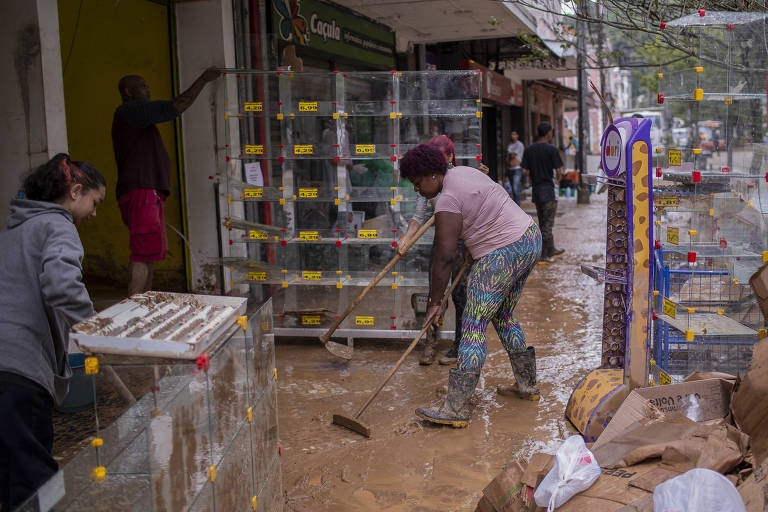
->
xmin=457 ymin=223 xmax=542 ymax=372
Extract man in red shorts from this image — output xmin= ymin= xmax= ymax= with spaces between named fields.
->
xmin=112 ymin=67 xmax=220 ymax=295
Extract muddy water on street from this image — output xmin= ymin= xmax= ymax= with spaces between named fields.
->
xmin=277 ymin=195 xmax=607 ymax=511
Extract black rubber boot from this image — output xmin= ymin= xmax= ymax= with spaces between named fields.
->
xmin=416 ymin=368 xmax=481 ymax=428
xmin=497 ymin=346 xmax=541 ymax=401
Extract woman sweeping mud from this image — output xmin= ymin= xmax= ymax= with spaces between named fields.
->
xmin=400 ymin=144 xmax=542 ymax=428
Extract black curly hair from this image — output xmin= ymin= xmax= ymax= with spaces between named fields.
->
xmin=400 ymin=143 xmax=448 ymax=180
xmin=23 ymin=153 xmax=106 ymax=202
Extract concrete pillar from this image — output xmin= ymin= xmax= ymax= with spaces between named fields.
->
xmin=175 ymin=0 xmax=239 ymax=292
xmin=0 ymin=0 xmax=67 ymax=226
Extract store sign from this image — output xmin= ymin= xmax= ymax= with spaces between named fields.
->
xmin=272 ymin=0 xmax=395 ymax=68
xmin=462 ymin=59 xmax=513 ymax=106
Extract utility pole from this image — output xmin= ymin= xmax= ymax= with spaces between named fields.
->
xmin=576 ymin=0 xmax=590 ymax=204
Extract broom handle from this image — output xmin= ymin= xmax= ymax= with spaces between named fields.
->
xmin=319 ymin=216 xmax=436 ymax=344
xmin=353 ymin=261 xmax=471 ymax=419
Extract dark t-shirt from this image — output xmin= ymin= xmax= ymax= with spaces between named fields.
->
xmin=521 ymin=142 xmax=563 ymax=203
xmin=112 ymin=100 xmax=180 ymax=199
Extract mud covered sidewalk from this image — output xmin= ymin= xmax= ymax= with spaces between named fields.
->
xmin=276 ymin=193 xmax=609 ymax=511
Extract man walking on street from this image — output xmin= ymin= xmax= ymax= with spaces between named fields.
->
xmin=506 ymin=131 xmax=525 ymax=204
xmin=521 ymin=122 xmax=564 ymax=264
xmin=112 ymin=67 xmax=220 ymax=296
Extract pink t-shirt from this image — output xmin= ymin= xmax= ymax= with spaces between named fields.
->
xmin=434 ymin=166 xmax=534 ymax=259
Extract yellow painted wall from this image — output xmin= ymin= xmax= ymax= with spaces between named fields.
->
xmin=58 ymin=0 xmax=185 ymax=290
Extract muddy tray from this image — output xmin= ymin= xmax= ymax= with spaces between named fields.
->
xmin=70 ymin=291 xmax=247 ymax=359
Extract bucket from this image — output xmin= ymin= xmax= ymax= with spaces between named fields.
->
xmin=56 ymin=353 xmax=95 ymax=413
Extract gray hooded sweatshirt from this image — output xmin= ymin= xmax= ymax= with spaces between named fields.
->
xmin=0 ymin=199 xmax=94 ymax=405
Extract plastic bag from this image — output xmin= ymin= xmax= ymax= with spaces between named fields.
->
xmin=653 ymin=468 xmax=746 ymax=512
xmin=534 ymin=435 xmax=602 ymax=511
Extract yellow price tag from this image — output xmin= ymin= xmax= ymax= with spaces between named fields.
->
xmin=294 ymin=144 xmax=314 ymax=155
xmin=243 ymin=188 xmax=263 ymax=199
xmin=298 ymin=188 xmax=318 ymax=198
xmin=355 ymin=316 xmax=374 ymax=326
xmin=299 ymin=231 xmax=319 ymax=241
xmin=244 ymin=145 xmax=264 ymax=155
xmin=248 ymin=230 xmax=268 ymax=240
xmin=358 ymin=229 xmax=378 ymax=239
xmin=654 ymin=196 xmax=679 ymax=208
xmin=244 ymin=102 xmax=263 ymax=112
xmin=659 ymin=368 xmax=672 ymax=385
xmin=663 ymin=298 xmax=676 ymax=319
xmin=302 ymin=271 xmax=322 ymax=281
xmin=666 ymin=227 xmax=679 ymax=245
xmin=668 ymin=149 xmax=681 ymax=166
xmin=301 ymin=315 xmax=321 ymax=325
xmin=248 ymin=271 xmax=267 ymax=281
xmin=298 ymin=101 xmax=318 ymax=112
xmin=355 ymin=144 xmax=376 ymax=154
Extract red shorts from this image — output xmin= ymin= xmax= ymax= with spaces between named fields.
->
xmin=118 ymin=189 xmax=167 ymax=262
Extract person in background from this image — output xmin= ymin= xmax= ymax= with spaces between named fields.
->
xmin=522 ymin=122 xmax=565 ymax=264
xmin=112 ymin=67 xmax=220 ymax=296
xmin=506 ymin=131 xmax=525 ymax=204
xmin=0 ymin=154 xmax=106 ymax=510
xmin=401 ymin=144 xmax=542 ymax=428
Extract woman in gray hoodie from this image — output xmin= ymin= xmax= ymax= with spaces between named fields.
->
xmin=0 ymin=154 xmax=105 ymax=510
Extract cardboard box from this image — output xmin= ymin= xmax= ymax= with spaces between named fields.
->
xmin=553 ymin=461 xmax=680 ymax=512
xmin=750 ymin=261 xmax=768 ymax=324
xmin=593 ymin=378 xmax=734 ymax=451
xmin=732 ymin=338 xmax=768 ymax=467
xmin=482 ymin=461 xmax=533 ymax=512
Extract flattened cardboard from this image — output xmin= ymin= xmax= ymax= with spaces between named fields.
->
xmin=554 ymin=461 xmax=680 ymax=512
xmin=685 ymin=371 xmax=737 ymax=383
xmin=749 ymin=261 xmax=768 ymax=324
xmin=475 ymin=495 xmax=496 ymax=512
xmin=616 ymin=495 xmax=654 ymax=512
xmin=593 ymin=415 xmax=748 ymax=473
xmin=732 ymin=338 xmax=768 ymax=467
xmin=521 ymin=453 xmax=553 ymax=488
xmin=593 ymin=378 xmax=733 ymax=451
xmin=738 ymin=473 xmax=768 ymax=512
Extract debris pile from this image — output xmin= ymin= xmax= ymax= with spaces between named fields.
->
xmin=476 ymin=338 xmax=768 ymax=511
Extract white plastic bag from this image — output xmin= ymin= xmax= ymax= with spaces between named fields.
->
xmin=653 ymin=468 xmax=746 ymax=512
xmin=534 ymin=435 xmax=602 ymax=511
